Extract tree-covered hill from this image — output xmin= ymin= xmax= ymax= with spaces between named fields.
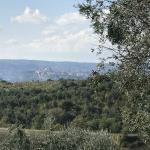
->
xmin=0 ymin=59 xmax=97 ymax=82
xmin=0 ymin=75 xmax=123 ymax=132
xmin=0 ymin=59 xmax=116 ymax=82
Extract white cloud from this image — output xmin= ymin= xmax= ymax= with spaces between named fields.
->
xmin=0 ymin=26 xmax=3 ymax=31
xmin=31 ymin=12 xmax=97 ymax=53
xmin=42 ymin=12 xmax=88 ymax=36
xmin=14 ymin=12 xmax=97 ymax=62
xmin=5 ymin=39 xmax=19 ymax=45
xmin=32 ymin=29 xmax=95 ymax=51
xmin=0 ymin=12 xmax=99 ymax=62
xmin=25 ymin=12 xmax=98 ymax=62
xmin=28 ymin=39 xmax=43 ymax=49
xmin=55 ymin=12 xmax=87 ymax=26
xmin=11 ymin=7 xmax=48 ymax=24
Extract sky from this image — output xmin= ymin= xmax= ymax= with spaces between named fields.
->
xmin=0 ymin=0 xmax=100 ymax=63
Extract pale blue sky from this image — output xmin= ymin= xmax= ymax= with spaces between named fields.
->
xmin=0 ymin=0 xmax=99 ymax=62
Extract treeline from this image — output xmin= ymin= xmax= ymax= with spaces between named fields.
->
xmin=0 ymin=74 xmax=124 ymax=132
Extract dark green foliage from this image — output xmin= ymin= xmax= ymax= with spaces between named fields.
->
xmin=120 ymin=134 xmax=149 ymax=150
xmin=0 ymin=75 xmax=123 ymax=132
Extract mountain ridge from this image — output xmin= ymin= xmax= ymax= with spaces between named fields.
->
xmin=0 ymin=59 xmax=97 ymax=82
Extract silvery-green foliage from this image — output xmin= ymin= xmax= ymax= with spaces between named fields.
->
xmin=43 ymin=117 xmax=55 ymax=130
xmin=46 ymin=128 xmax=87 ymax=150
xmin=78 ymin=0 xmax=150 ymax=143
xmin=0 ymin=127 xmax=119 ymax=150
xmin=82 ymin=130 xmax=119 ymax=150
xmin=122 ymin=107 xmax=150 ymax=144
xmin=46 ymin=128 xmax=119 ymax=150
xmin=0 ymin=126 xmax=30 ymax=150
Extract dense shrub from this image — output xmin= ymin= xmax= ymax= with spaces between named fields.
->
xmin=0 ymin=77 xmax=123 ymax=132
xmin=0 ymin=126 xmax=30 ymax=150
xmin=0 ymin=127 xmax=119 ymax=150
xmin=46 ymin=128 xmax=119 ymax=150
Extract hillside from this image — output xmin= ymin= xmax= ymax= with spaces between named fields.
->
xmin=0 ymin=59 xmax=97 ymax=82
xmin=0 ymin=59 xmax=116 ymax=82
xmin=0 ymin=76 xmax=123 ymax=132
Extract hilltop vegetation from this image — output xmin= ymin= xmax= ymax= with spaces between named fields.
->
xmin=0 ymin=74 xmax=123 ymax=132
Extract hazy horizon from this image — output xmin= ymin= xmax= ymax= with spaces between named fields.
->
xmin=0 ymin=58 xmax=98 ymax=64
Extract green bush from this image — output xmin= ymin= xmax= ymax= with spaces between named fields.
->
xmin=0 ymin=126 xmax=30 ymax=150
xmin=46 ymin=128 xmax=119 ymax=150
xmin=0 ymin=78 xmax=123 ymax=132
xmin=0 ymin=127 xmax=119 ymax=150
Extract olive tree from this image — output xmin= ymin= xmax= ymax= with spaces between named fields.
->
xmin=77 ymin=0 xmax=150 ymax=143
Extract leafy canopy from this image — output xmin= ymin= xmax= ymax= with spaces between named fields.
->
xmin=78 ymin=0 xmax=150 ymax=143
